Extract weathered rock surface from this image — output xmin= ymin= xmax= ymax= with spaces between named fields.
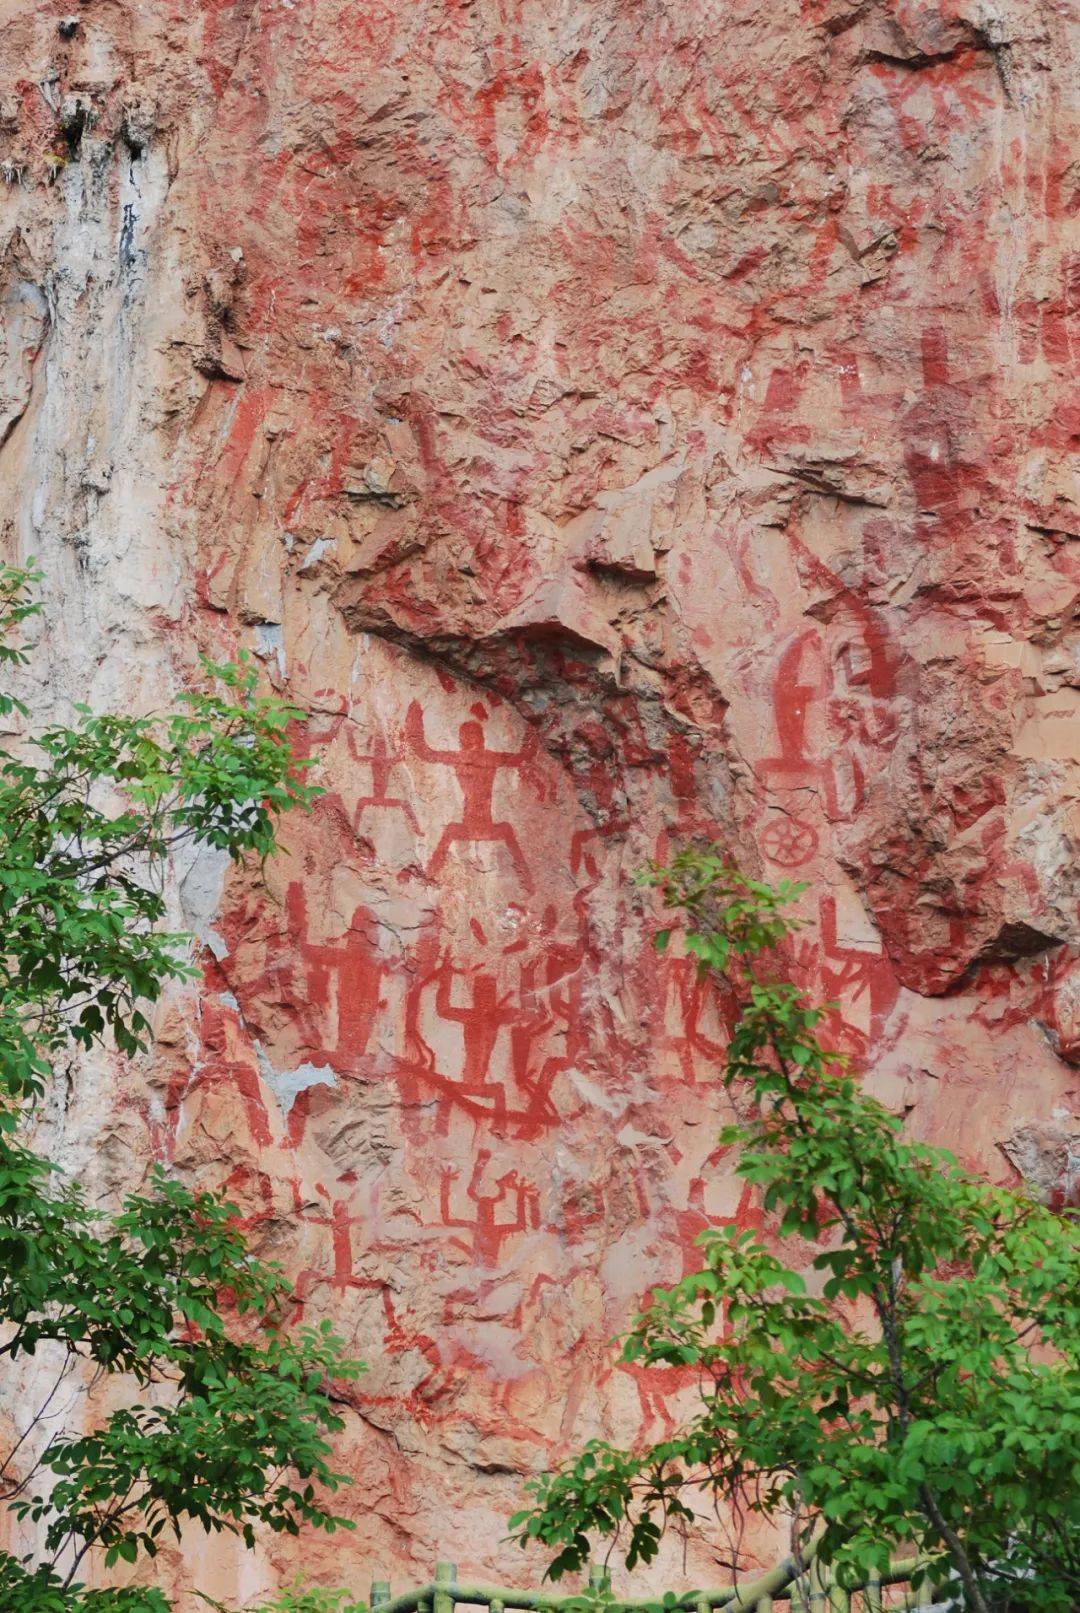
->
xmin=0 ymin=0 xmax=1077 ymax=1601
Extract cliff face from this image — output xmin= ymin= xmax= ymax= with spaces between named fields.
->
xmin=1 ymin=0 xmax=1077 ymax=1600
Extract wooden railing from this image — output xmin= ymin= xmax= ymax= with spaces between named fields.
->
xmin=368 ymin=1556 xmax=937 ymax=1613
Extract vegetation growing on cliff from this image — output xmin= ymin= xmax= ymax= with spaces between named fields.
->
xmin=512 ymin=848 xmax=1080 ymax=1612
xmin=0 ymin=565 xmax=360 ymax=1611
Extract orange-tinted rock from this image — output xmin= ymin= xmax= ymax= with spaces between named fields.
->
xmin=1 ymin=0 xmax=1078 ymax=1601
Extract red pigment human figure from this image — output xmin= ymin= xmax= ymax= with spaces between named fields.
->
xmin=678 ymin=1176 xmax=760 ymax=1276
xmin=177 ymin=992 xmax=272 ymax=1153
xmin=826 ymin=610 xmax=901 ymax=816
xmin=219 ymin=1164 xmax=283 ymax=1234
xmin=818 ymin=892 xmax=902 ymax=1049
xmin=429 ymin=955 xmax=521 ymax=1133
xmin=376 ymin=1289 xmax=448 ymax=1417
xmin=508 ymin=904 xmax=589 ymax=1135
xmin=405 ymin=701 xmax=537 ymax=890
xmin=438 ymin=1149 xmax=540 ymax=1264
xmin=233 ymin=884 xmax=387 ymax=1147
xmin=614 ymin=1346 xmax=697 ymax=1442
xmin=396 ymin=923 xmax=567 ymax=1140
xmin=290 ymin=1184 xmax=384 ymax=1312
xmin=282 ymin=882 xmax=385 ymax=1069
xmin=755 ymin=632 xmax=840 ymax=870
xmin=570 ymin=826 xmax=601 ymax=883
xmin=771 ymin=633 xmax=821 ymax=773
xmin=661 ymin=949 xmax=731 ymax=1084
xmin=324 ymin=1195 xmax=365 ymax=1293
xmin=346 ymin=725 xmax=419 ymax=834
xmin=757 ymin=630 xmax=839 ymax=816
xmin=289 ymin=696 xmax=350 ymax=762
xmin=505 ymin=982 xmax=556 ymax=1135
xmin=287 ymin=1195 xmax=467 ymax=1427
xmin=611 ymin=1172 xmax=759 ymax=1442
xmin=830 ymin=640 xmax=893 ymax=780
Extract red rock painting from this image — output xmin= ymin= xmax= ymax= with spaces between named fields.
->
xmin=0 ymin=0 xmax=1077 ymax=1600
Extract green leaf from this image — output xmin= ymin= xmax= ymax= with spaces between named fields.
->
xmin=512 ymin=843 xmax=1080 ymax=1601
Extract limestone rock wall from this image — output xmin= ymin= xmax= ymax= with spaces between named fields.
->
xmin=0 ymin=0 xmax=1077 ymax=1601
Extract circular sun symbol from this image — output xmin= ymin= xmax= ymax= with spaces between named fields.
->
xmin=761 ymin=814 xmax=818 ymax=868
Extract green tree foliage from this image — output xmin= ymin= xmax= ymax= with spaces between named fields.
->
xmin=200 ymin=1585 xmax=366 ymax=1613
xmin=511 ymin=848 xmax=1080 ymax=1612
xmin=0 ymin=565 xmax=362 ymax=1610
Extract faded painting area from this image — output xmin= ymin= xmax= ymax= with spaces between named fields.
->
xmin=0 ymin=0 xmax=1077 ymax=1599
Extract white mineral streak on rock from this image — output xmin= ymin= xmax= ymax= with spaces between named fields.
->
xmin=255 ymin=1043 xmax=338 ymax=1119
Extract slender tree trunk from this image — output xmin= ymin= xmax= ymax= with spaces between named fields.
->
xmin=875 ymin=1278 xmax=991 ymax=1613
xmin=918 ymin=1486 xmax=990 ymax=1613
